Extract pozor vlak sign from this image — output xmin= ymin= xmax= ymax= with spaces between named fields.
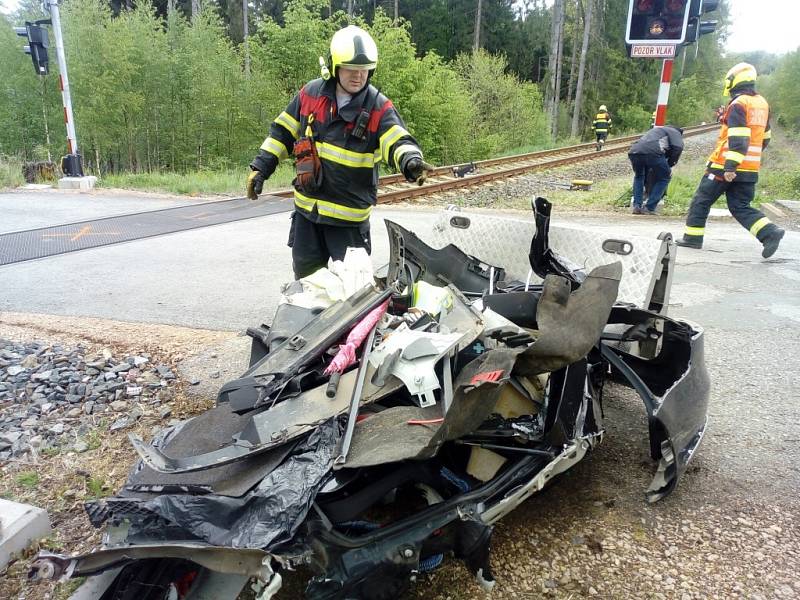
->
xmin=630 ymin=44 xmax=676 ymax=58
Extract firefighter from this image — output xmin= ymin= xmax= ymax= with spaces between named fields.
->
xmin=592 ymin=105 xmax=612 ymax=150
xmin=246 ymin=25 xmax=432 ymax=279
xmin=676 ymin=63 xmax=784 ymax=258
xmin=628 ymin=125 xmax=684 ymax=214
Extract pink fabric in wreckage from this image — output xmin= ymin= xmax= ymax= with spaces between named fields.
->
xmin=323 ymin=298 xmax=390 ymax=375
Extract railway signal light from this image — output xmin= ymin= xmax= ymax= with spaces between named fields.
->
xmin=626 ymin=0 xmax=692 ymax=45
xmin=684 ymin=0 xmax=719 ymax=45
xmin=14 ymin=22 xmax=50 ymax=76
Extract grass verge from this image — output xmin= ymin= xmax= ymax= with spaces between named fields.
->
xmin=0 ymin=155 xmax=25 ymax=190
xmin=98 ymin=164 xmax=295 ymax=197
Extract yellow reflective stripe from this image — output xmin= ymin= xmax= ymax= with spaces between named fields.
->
xmin=317 ymin=200 xmax=371 ymax=222
xmin=275 ymin=112 xmax=300 ymax=139
xmin=379 ymin=125 xmax=410 ymax=163
xmin=749 ymin=217 xmax=770 ymax=236
xmin=392 ymin=144 xmax=419 ymax=170
xmin=724 ymin=151 xmax=745 ymax=163
xmin=685 ymin=226 xmax=705 ymax=236
xmin=727 ymin=127 xmax=751 ymax=137
xmin=293 ymin=191 xmax=371 ymax=222
xmin=260 ymin=137 xmax=288 ymax=160
xmin=293 ymin=193 xmax=315 ymax=212
xmin=317 ymin=142 xmax=375 ymax=168
xmin=763 ymin=130 xmax=772 ymax=139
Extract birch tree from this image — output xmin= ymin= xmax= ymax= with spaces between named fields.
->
xmin=571 ymin=0 xmax=592 ymax=137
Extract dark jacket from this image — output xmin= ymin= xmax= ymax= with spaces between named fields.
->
xmin=592 ymin=111 xmax=612 ymax=132
xmin=251 ymin=78 xmax=422 ymax=226
xmin=628 ymin=126 xmax=684 ymax=167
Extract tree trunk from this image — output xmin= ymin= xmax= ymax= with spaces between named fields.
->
xmin=545 ymin=0 xmax=563 ymax=135
xmin=394 ymin=0 xmax=399 ymax=22
xmin=571 ymin=0 xmax=593 ymax=138
xmin=566 ymin=1 xmax=579 ymax=108
xmin=347 ymin=0 xmax=353 ymax=17
xmin=167 ymin=0 xmax=174 ymax=16
xmin=553 ymin=6 xmax=565 ymax=137
xmin=547 ymin=0 xmax=565 ymax=138
xmin=191 ymin=0 xmax=200 ymax=20
xmin=243 ymin=0 xmax=250 ymax=77
xmin=473 ymin=0 xmax=483 ymax=50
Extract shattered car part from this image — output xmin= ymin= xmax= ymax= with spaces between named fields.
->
xmin=336 ymin=324 xmax=378 ymax=464
xmin=368 ymin=327 xmax=464 ymax=408
xmin=428 ymin=198 xmax=676 ymax=312
xmin=34 ymin=200 xmax=709 ymax=600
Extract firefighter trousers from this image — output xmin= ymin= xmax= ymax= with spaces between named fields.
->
xmin=288 ymin=210 xmax=372 ymax=280
xmin=682 ymin=174 xmax=778 ymax=245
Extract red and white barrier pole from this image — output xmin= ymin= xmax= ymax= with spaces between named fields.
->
xmin=48 ymin=0 xmax=83 ymax=176
xmin=655 ymin=58 xmax=673 ymax=126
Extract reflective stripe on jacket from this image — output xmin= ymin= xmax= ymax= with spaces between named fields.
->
xmin=707 ymin=91 xmax=770 ymax=182
xmin=592 ymin=112 xmax=611 ymax=132
xmin=252 ymin=78 xmax=422 ymax=226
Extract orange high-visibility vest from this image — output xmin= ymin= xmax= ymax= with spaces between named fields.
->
xmin=707 ymin=94 xmax=769 ymax=174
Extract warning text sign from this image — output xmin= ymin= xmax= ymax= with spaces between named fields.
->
xmin=630 ymin=44 xmax=677 ymax=58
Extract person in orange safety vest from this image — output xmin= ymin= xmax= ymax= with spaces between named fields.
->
xmin=676 ymin=63 xmax=784 ymax=258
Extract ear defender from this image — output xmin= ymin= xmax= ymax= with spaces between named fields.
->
xmin=320 ymin=56 xmax=331 ymax=81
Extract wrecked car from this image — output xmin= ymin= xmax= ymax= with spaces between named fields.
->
xmin=29 ymin=198 xmax=709 ymax=600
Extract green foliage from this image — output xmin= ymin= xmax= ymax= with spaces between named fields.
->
xmin=100 ymin=164 xmax=294 ymax=195
xmin=0 ymin=154 xmax=24 ymax=189
xmin=53 ymin=578 xmax=86 ymax=600
xmin=762 ymin=50 xmax=800 ymax=134
xmin=0 ymin=0 xmax=740 ymax=182
xmin=86 ymin=476 xmax=108 ymax=499
xmin=15 ymin=471 xmax=39 ymax=487
xmin=454 ymin=50 xmax=548 ymax=158
xmin=615 ymin=105 xmax=651 ymax=134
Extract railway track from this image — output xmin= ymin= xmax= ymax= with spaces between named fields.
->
xmin=270 ymin=123 xmax=718 ymax=204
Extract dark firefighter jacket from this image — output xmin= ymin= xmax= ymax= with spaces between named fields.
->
xmin=628 ymin=126 xmax=685 ymax=167
xmin=592 ymin=112 xmax=611 ymax=132
xmin=707 ymin=87 xmax=771 ymax=183
xmin=251 ymin=78 xmax=422 ymax=226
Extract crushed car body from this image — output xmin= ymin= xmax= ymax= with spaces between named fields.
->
xmin=29 ymin=198 xmax=709 ymax=600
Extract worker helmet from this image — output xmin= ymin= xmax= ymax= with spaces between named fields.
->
xmin=329 ymin=26 xmax=378 ymax=79
xmin=599 ymin=105 xmax=607 ymax=111
xmin=723 ymin=62 xmax=757 ymax=97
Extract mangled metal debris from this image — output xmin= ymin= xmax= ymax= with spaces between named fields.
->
xmin=30 ymin=197 xmax=709 ymax=600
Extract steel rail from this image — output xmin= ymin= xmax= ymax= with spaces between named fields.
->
xmin=268 ymin=123 xmax=718 ymax=205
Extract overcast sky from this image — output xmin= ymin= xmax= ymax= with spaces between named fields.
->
xmin=2 ymin=0 xmax=799 ymax=55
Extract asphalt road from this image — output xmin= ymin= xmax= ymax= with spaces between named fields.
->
xmin=2 ymin=189 xmax=799 ymax=598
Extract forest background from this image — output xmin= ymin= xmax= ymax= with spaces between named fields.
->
xmin=1 ymin=0 xmax=799 ymax=188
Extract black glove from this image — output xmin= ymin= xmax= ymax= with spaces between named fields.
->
xmin=404 ymin=157 xmax=435 ymax=185
xmin=246 ymin=170 xmax=266 ymax=200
